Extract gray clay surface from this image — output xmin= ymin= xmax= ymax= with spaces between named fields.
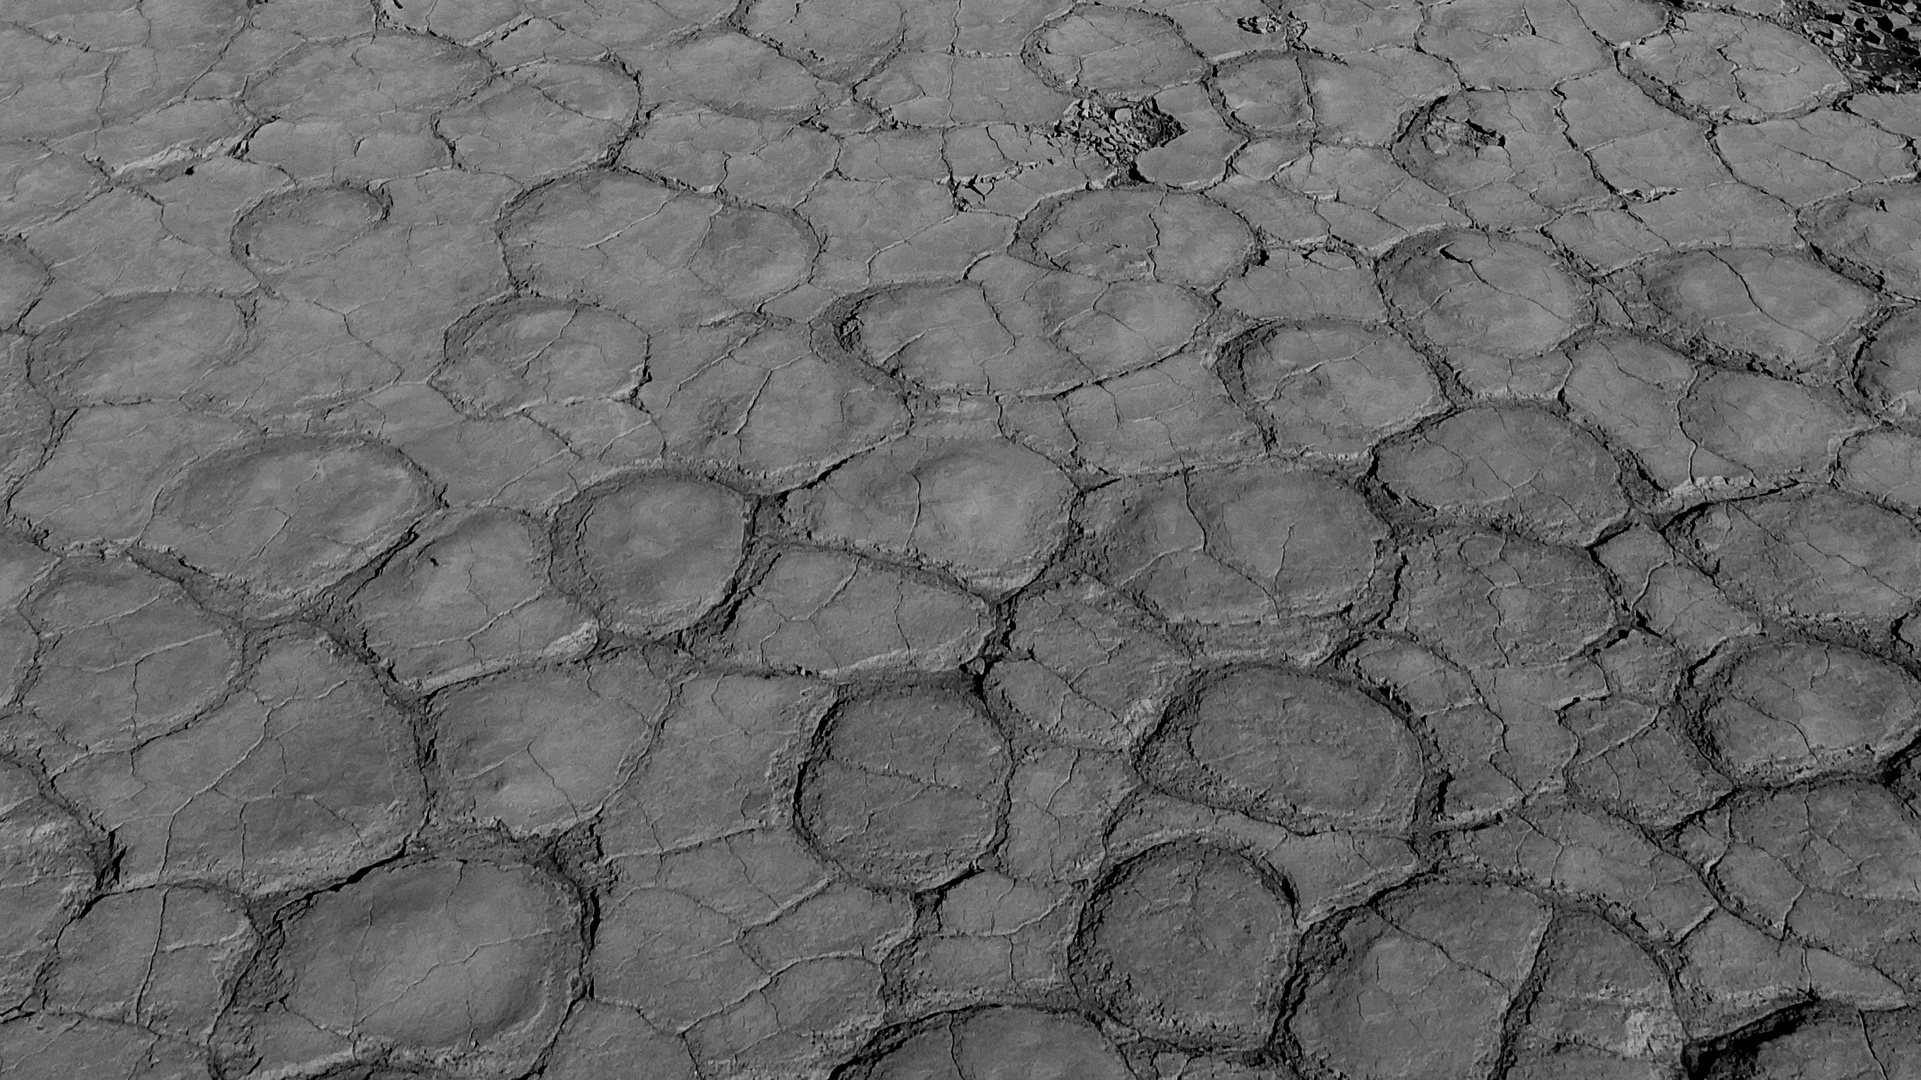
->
xmin=0 ymin=0 xmax=1919 ymax=1077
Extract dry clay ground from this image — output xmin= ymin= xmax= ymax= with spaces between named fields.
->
xmin=3 ymin=0 xmax=1921 ymax=1077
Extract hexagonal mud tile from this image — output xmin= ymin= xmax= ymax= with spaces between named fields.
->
xmin=600 ymin=672 xmax=835 ymax=855
xmin=502 ymin=170 xmax=815 ymax=329
xmin=1701 ymin=639 xmax=1921 ymax=785
xmin=49 ymin=629 xmax=425 ymax=895
xmin=1700 ymin=780 xmax=1921 ymax=992
xmin=0 ymin=1013 xmax=205 ymax=1080
xmin=217 ymin=855 xmax=579 ymax=1078
xmin=1807 ymin=182 xmax=1921 ymax=299
xmin=1349 ymin=636 xmax=1579 ymax=826
xmin=1624 ymin=11 xmax=1848 ymax=121
xmin=1452 ymin=798 xmax=1717 ymax=941
xmin=19 ymin=554 xmax=239 ymax=756
xmin=1396 ymin=89 xmax=1608 ymax=229
xmin=542 ymin=1001 xmax=696 ymax=1080
xmin=619 ymin=102 xmax=838 ymax=209
xmin=1291 ymin=881 xmax=1552 ymax=1080
xmin=716 ymin=548 xmax=992 ymax=678
xmin=1860 ymin=307 xmax=1921 ymax=419
xmin=1639 ymin=248 xmax=1879 ymax=375
xmin=1672 ymin=489 xmax=1921 ymax=636
xmin=1235 ymin=321 xmax=1445 ymax=459
xmin=641 ymin=322 xmax=909 ymax=488
xmin=784 ymin=435 xmax=1074 ymax=595
xmin=1674 ymin=910 xmax=1903 ymax=1039
xmin=141 ymin=437 xmax=436 ymax=616
xmin=556 ymin=473 xmax=751 ymax=638
xmin=438 ymin=61 xmax=639 ymax=183
xmin=1140 ymin=667 xmax=1423 ymax=834
xmin=1071 ymin=842 xmax=1296 ymax=1049
xmin=1388 ymin=527 xmax=1619 ymax=670
xmin=1508 ymin=912 xmax=1683 ymax=1080
xmin=1680 ymin=369 xmax=1866 ymax=478
xmin=1029 ymin=8 xmax=1208 ymax=101
xmin=590 ymin=827 xmax=911 ymax=1074
xmin=987 ymin=575 xmax=1190 ymax=752
xmin=796 ymin=690 xmax=1010 ymax=891
xmin=45 ymin=884 xmax=254 ymax=1041
xmin=1083 ymin=461 xmax=1392 ymax=659
xmin=1030 ymin=188 xmax=1255 ymax=289
xmin=1384 ymin=230 xmax=1590 ymax=374
xmin=432 ymin=651 xmax=676 ymax=836
xmin=1376 ymin=405 xmax=1628 ymax=546
xmin=24 ymin=291 xmax=245 ymax=407
xmin=352 ymin=508 xmax=597 ymax=692
xmin=434 ymin=297 xmax=647 ymax=420
xmin=849 ymin=1007 xmax=1135 ymax=1080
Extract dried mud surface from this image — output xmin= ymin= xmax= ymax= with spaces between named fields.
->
xmin=1 ymin=0 xmax=1920 ymax=1077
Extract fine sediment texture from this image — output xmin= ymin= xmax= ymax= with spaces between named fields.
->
xmin=0 ymin=0 xmax=1919 ymax=1077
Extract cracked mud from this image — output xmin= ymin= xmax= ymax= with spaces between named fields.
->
xmin=1 ymin=0 xmax=1920 ymax=1077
